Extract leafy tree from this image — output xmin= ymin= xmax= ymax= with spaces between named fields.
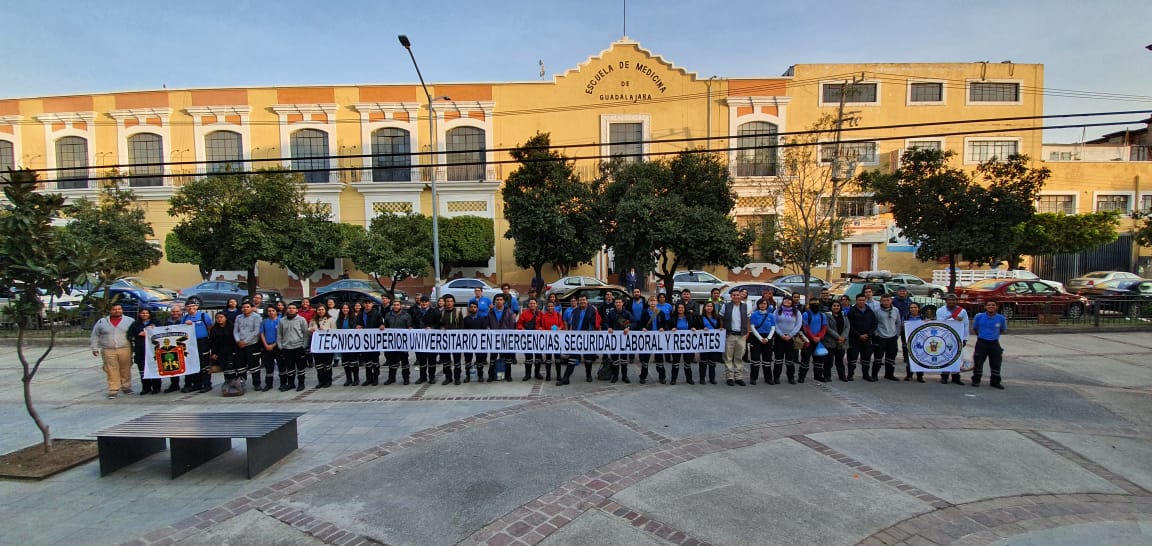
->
xmin=0 ymin=170 xmax=99 ymax=453
xmin=273 ymin=204 xmax=348 ymax=298
xmin=859 ymin=148 xmax=987 ymax=292
xmin=597 ymin=152 xmax=753 ymax=298
xmin=967 ymin=155 xmax=1050 ymax=267
xmin=60 ymin=176 xmax=163 ymax=301
xmin=1135 ymin=211 xmax=1152 ymax=249
xmin=503 ymin=133 xmax=602 ymax=286
xmin=347 ymin=213 xmax=432 ymax=296
xmin=168 ymin=170 xmax=310 ymax=300
xmin=1011 ymin=211 xmax=1120 ymax=266
xmin=860 ymin=150 xmax=1050 ymax=291
xmin=759 ymin=116 xmax=847 ymax=298
xmin=439 ymin=215 xmax=495 ymax=277
xmin=164 ymin=231 xmax=211 ymax=281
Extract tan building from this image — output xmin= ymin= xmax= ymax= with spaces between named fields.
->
xmin=0 ymin=39 xmax=1142 ymax=295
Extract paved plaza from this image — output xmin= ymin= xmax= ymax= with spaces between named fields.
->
xmin=2 ymin=331 xmax=1152 ymax=545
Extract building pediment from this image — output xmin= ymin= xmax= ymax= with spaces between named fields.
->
xmin=552 ymin=38 xmax=700 ymax=103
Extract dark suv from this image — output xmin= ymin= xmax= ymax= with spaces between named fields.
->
xmin=179 ymin=281 xmax=283 ymax=308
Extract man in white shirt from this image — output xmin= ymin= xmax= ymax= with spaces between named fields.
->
xmin=90 ymin=304 xmax=135 ymax=399
xmin=937 ymin=293 xmax=969 ymax=385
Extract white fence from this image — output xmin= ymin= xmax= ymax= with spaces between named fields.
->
xmin=931 ymin=269 xmax=1032 ymax=287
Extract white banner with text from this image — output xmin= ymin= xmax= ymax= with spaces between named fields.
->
xmin=310 ymin=329 xmax=727 ymax=355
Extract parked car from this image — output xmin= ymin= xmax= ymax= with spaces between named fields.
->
xmin=954 ymin=279 xmax=1087 ymax=320
xmin=723 ymin=283 xmax=793 ymax=309
xmin=544 ymin=276 xmax=609 ymax=297
xmin=828 ymin=278 xmax=943 ymax=316
xmin=111 ymin=277 xmax=181 ymax=300
xmin=298 ymin=289 xmax=389 ymax=311
xmin=82 ymin=287 xmax=177 ymax=318
xmin=1080 ymin=279 xmax=1152 ymax=318
xmin=436 ymin=278 xmax=513 ymax=306
xmin=178 ymin=281 xmax=283 ymax=308
xmin=316 ymin=279 xmax=408 ymax=303
xmin=768 ymin=274 xmax=833 ymax=300
xmin=657 ymin=270 xmax=732 ymax=300
xmin=554 ymin=285 xmax=630 ymax=309
xmin=0 ymin=286 xmax=84 ymax=327
xmin=888 ymin=274 xmax=946 ymax=298
xmin=1067 ymin=271 xmax=1142 ymax=293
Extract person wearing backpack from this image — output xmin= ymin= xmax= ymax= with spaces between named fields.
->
xmin=184 ymin=301 xmax=214 ymax=393
xmin=801 ymin=301 xmax=829 ymax=383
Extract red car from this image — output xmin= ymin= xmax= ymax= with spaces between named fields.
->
xmin=954 ymin=279 xmax=1087 ymax=320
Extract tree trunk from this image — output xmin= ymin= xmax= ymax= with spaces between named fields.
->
xmin=16 ymin=326 xmax=53 ymax=453
xmin=801 ymin=265 xmax=812 ymax=306
xmin=247 ymin=265 xmax=258 ymax=302
xmin=533 ymin=264 xmax=544 ymax=293
xmin=199 ymin=266 xmax=212 ymax=281
xmin=947 ymin=253 xmax=958 ymax=293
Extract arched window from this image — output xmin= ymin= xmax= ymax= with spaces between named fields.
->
xmin=205 ymin=130 xmax=242 ymax=174
xmin=371 ymin=128 xmax=411 ymax=181
xmin=128 ymin=133 xmax=164 ymax=187
xmin=291 ymin=128 xmax=330 ymax=183
xmin=0 ymin=140 xmax=13 ymax=183
xmin=446 ymin=126 xmax=485 ymax=181
xmin=736 ymin=122 xmax=778 ymax=177
xmin=55 ymin=136 xmax=89 ymax=189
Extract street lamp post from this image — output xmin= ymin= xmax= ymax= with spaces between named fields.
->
xmin=399 ymin=34 xmax=449 ymax=299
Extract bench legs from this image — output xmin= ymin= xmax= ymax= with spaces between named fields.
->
xmin=246 ymin=420 xmax=299 ymax=478
xmin=169 ymin=438 xmax=232 ymax=479
xmin=98 ymin=436 xmax=167 ymax=477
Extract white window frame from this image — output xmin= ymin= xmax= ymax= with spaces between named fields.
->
xmin=818 ymin=80 xmax=881 ymax=107
xmin=36 ymin=112 xmax=98 ymax=191
xmin=434 ymin=100 xmax=496 ymax=182
xmin=905 ymin=80 xmax=946 ymax=106
xmin=724 ymin=96 xmax=791 ymax=179
xmin=186 ymin=106 xmax=252 ymax=176
xmin=816 ymin=242 xmax=843 ymax=269
xmin=1093 ymin=191 xmax=1136 ymax=215
xmin=963 ymin=136 xmax=1022 ymax=165
xmin=818 ymin=140 xmax=880 ymax=166
xmin=0 ymin=115 xmax=23 ymax=180
xmin=965 ymin=79 xmax=1024 ymax=106
xmin=1139 ymin=192 xmax=1152 ymax=215
xmin=271 ymin=103 xmax=339 ymax=184
xmin=107 ymin=108 xmax=173 ymax=196
xmin=600 ymin=113 xmax=651 ymax=163
xmin=904 ymin=138 xmax=945 ymax=152
xmin=351 ymin=102 xmax=421 ymax=183
xmin=1036 ymin=192 xmax=1079 ymax=215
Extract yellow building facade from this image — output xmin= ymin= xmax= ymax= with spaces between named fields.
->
xmin=1 ymin=39 xmax=1140 ymax=294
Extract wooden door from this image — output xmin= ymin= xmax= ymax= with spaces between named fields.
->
xmin=851 ymin=244 xmax=873 ymax=274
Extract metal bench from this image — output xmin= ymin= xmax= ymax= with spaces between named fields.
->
xmin=96 ymin=412 xmax=304 ymax=479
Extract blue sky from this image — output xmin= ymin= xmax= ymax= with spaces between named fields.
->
xmin=2 ymin=0 xmax=1150 ymax=141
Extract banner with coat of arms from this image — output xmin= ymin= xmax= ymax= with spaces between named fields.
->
xmin=905 ymin=320 xmax=963 ymax=373
xmin=143 ymin=324 xmax=200 ymax=379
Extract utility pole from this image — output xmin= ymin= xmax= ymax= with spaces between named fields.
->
xmin=824 ymin=75 xmax=861 ymax=279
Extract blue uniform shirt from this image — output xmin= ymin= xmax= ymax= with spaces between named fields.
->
xmin=469 ymin=296 xmax=493 ymax=319
xmin=973 ymin=312 xmax=1007 ymax=341
xmin=260 ymin=317 xmax=281 ymax=345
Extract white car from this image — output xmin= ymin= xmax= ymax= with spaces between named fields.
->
xmin=1067 ymin=271 xmax=1140 ymax=293
xmin=436 ymin=278 xmax=516 ymax=306
xmin=544 ymin=276 xmax=608 ymax=297
xmin=723 ymin=282 xmax=794 ymax=309
xmin=657 ymin=270 xmax=733 ymax=301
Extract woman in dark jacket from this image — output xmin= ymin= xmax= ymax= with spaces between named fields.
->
xmin=209 ymin=311 xmax=237 ymax=386
xmin=665 ymin=302 xmax=696 ymax=385
xmin=335 ymin=304 xmax=359 ymax=386
xmin=128 ymin=309 xmax=159 ymax=394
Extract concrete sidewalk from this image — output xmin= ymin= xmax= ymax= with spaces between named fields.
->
xmin=1 ymin=332 xmax=1150 ymax=545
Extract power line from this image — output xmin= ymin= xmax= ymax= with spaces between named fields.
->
xmin=10 ymin=118 xmax=1144 ymax=185
xmin=16 ymin=109 xmax=1150 ymax=174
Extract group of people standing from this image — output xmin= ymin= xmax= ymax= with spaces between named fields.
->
xmin=90 ymin=280 xmax=1010 ymax=399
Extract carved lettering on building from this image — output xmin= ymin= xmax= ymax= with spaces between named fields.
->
xmin=584 ymin=60 xmax=669 ymax=100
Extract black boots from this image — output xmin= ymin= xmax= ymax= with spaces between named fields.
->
xmin=639 ymin=365 xmax=649 ymax=384
xmin=657 ymin=365 xmax=667 ymax=384
xmin=798 ymin=366 xmax=808 ymax=384
xmin=557 ymin=363 xmax=577 ymax=386
xmin=620 ymin=364 xmax=630 ymax=383
xmin=698 ymin=363 xmax=707 ymax=385
xmin=402 ymin=367 xmax=411 ymax=385
xmin=534 ymin=362 xmax=545 ymax=380
xmin=708 ymin=363 xmax=717 ymax=385
xmin=670 ymin=365 xmax=679 ymax=385
xmin=382 ymin=367 xmax=396 ymax=386
xmin=585 ymin=362 xmax=594 ymax=382
xmin=749 ymin=363 xmax=760 ymax=385
xmin=523 ymin=363 xmax=533 ymax=381
xmin=786 ymin=364 xmax=796 ymax=385
xmin=296 ymin=374 xmax=306 ymax=391
xmin=772 ymin=362 xmax=784 ymax=385
xmin=684 ymin=365 xmax=695 ymax=385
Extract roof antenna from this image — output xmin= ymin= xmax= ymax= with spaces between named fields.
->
xmin=539 ymin=60 xmax=546 ymax=80
xmin=623 ymin=0 xmax=627 ymax=38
